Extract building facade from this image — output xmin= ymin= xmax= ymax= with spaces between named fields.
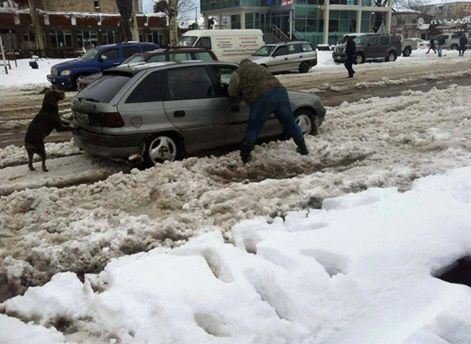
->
xmin=419 ymin=1 xmax=471 ymax=21
xmin=0 ymin=0 xmax=167 ymax=57
xmin=200 ymin=0 xmax=392 ymax=45
xmin=391 ymin=7 xmax=433 ymax=39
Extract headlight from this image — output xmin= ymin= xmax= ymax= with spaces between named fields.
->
xmin=60 ymin=70 xmax=72 ymax=76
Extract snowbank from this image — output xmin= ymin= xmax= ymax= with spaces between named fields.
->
xmin=2 ymin=166 xmax=471 ymax=343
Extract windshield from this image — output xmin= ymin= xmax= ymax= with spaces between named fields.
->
xmin=122 ymin=54 xmax=146 ymax=65
xmin=177 ymin=36 xmax=197 ymax=47
xmin=354 ymin=36 xmax=367 ymax=45
xmin=253 ymin=45 xmax=276 ymax=57
xmin=77 ymin=74 xmax=131 ymax=103
xmin=81 ymin=48 xmax=98 ymax=60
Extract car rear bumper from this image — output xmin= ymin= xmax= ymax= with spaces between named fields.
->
xmin=73 ymin=129 xmax=145 ymax=160
xmin=47 ymin=74 xmax=73 ymax=90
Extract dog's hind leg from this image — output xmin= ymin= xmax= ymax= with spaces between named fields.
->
xmin=26 ymin=148 xmax=35 ymax=171
xmin=40 ymin=152 xmax=48 ymax=172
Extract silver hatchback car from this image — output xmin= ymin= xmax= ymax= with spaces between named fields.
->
xmin=249 ymin=41 xmax=318 ymax=73
xmin=71 ymin=61 xmax=326 ymax=166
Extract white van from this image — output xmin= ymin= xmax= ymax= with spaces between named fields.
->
xmin=177 ymin=29 xmax=265 ymax=63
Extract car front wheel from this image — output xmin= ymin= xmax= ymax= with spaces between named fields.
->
xmin=386 ymin=51 xmax=397 ymax=62
xmin=403 ymin=47 xmax=411 ymax=57
xmin=294 ymin=109 xmax=319 ymax=135
xmin=355 ymin=53 xmax=365 ymax=64
xmin=144 ymin=134 xmax=182 ymax=167
xmin=299 ymin=61 xmax=310 ymax=73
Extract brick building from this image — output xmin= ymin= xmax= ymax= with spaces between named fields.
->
xmin=0 ymin=0 xmax=168 ymax=57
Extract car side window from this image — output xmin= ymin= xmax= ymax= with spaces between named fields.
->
xmin=301 ymin=43 xmax=313 ymax=52
xmin=126 ymin=71 xmax=163 ymax=103
xmin=287 ymin=44 xmax=300 ymax=54
xmin=207 ymin=65 xmax=237 ymax=96
xmin=193 ymin=51 xmax=216 ymax=61
xmin=101 ymin=48 xmax=119 ymax=60
xmin=123 ymin=46 xmax=141 ymax=58
xmin=169 ymin=53 xmax=191 ymax=62
xmin=273 ymin=46 xmax=288 ymax=56
xmin=368 ymin=37 xmax=380 ymax=46
xmin=142 ymin=45 xmax=156 ymax=52
xmin=380 ymin=36 xmax=389 ymax=45
xmin=149 ymin=54 xmax=167 ymax=62
xmin=166 ymin=66 xmax=215 ymax=100
xmin=195 ymin=37 xmax=212 ymax=49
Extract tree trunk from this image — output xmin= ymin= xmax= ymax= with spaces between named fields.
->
xmin=131 ymin=0 xmax=139 ymax=41
xmin=169 ymin=0 xmax=178 ymax=46
xmin=28 ymin=0 xmax=45 ymax=56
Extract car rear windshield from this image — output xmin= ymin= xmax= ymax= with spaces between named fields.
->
xmin=77 ymin=74 xmax=131 ymax=103
xmin=122 ymin=54 xmax=146 ymax=64
xmin=253 ymin=45 xmax=276 ymax=56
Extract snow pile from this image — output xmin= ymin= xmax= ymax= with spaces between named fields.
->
xmin=0 ymin=140 xmax=81 ymax=169
xmin=1 ymin=84 xmax=471 ymax=300
xmin=2 ymin=166 xmax=471 ymax=343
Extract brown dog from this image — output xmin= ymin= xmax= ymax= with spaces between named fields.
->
xmin=25 ymin=88 xmax=72 ymax=172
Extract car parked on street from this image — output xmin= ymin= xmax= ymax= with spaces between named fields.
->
xmin=71 ymin=61 xmax=326 ymax=166
xmin=76 ymin=47 xmax=218 ymax=90
xmin=249 ymin=41 xmax=318 ymax=73
xmin=48 ymin=42 xmax=158 ymax=90
xmin=433 ymin=32 xmax=470 ymax=50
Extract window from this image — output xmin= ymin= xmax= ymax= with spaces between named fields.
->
xmin=193 ymin=51 xmax=216 ymax=61
xmin=49 ymin=30 xmax=72 ymax=49
xmin=149 ymin=54 xmax=167 ymax=62
xmin=380 ymin=36 xmax=389 ymax=45
xmin=207 ymin=65 xmax=237 ymax=96
xmin=166 ymin=67 xmax=215 ymax=100
xmin=169 ymin=53 xmax=191 ymax=61
xmin=123 ymin=46 xmax=141 ymax=58
xmin=142 ymin=44 xmax=156 ymax=52
xmin=195 ymin=37 xmax=212 ymax=49
xmin=78 ymin=75 xmax=131 ymax=103
xmin=101 ymin=48 xmax=119 ymax=60
xmin=287 ymin=44 xmax=301 ymax=54
xmin=94 ymin=0 xmax=100 ymax=9
xmin=368 ymin=36 xmax=380 ymax=46
xmin=126 ymin=72 xmax=163 ymax=103
xmin=273 ymin=46 xmax=288 ymax=56
xmin=301 ymin=43 xmax=313 ymax=52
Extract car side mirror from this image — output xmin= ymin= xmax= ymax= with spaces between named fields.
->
xmin=98 ymin=55 xmax=107 ymax=62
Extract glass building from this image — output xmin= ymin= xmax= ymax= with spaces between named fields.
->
xmin=200 ymin=0 xmax=392 ymax=46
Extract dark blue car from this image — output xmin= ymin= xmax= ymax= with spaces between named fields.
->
xmin=47 ymin=42 xmax=158 ymax=90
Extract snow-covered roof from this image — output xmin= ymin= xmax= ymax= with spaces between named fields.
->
xmin=423 ymin=0 xmax=471 ymax=6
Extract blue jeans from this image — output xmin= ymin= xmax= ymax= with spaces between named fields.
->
xmin=241 ymin=88 xmax=306 ymax=156
xmin=438 ymin=45 xmax=443 ymax=57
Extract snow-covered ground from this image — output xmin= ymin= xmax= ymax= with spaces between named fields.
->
xmin=2 ymin=165 xmax=471 ymax=343
xmin=1 ymin=46 xmax=471 ymax=343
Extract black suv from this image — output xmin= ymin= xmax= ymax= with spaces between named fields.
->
xmin=77 ymin=48 xmax=218 ymax=90
xmin=354 ymin=34 xmax=401 ymax=64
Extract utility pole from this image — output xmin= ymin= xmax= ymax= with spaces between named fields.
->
xmin=132 ymin=0 xmax=140 ymax=41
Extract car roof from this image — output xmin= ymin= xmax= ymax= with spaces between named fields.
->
xmin=95 ymin=42 xmax=156 ymax=50
xmin=104 ymin=60 xmax=238 ymax=76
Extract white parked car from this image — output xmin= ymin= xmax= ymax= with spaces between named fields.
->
xmin=249 ymin=41 xmax=318 ymax=73
xmin=410 ymin=38 xmax=429 ymax=49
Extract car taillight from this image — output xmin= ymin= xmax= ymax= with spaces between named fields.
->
xmin=100 ymin=112 xmax=124 ymax=128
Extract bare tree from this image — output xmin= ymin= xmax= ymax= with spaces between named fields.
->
xmin=154 ymin=0 xmax=195 ymax=46
xmin=27 ymin=0 xmax=45 ymax=55
xmin=116 ymin=0 xmax=134 ymax=42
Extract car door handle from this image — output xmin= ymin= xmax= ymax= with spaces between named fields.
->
xmin=230 ymin=104 xmax=240 ymax=112
xmin=284 ymin=57 xmax=288 ymax=60
xmin=174 ymin=110 xmax=186 ymax=117
xmin=300 ymin=55 xmax=303 ymax=58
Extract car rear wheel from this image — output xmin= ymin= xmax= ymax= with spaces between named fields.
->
xmin=299 ymin=61 xmax=310 ymax=73
xmin=403 ymin=47 xmax=411 ymax=57
xmin=294 ymin=108 xmax=319 ymax=135
xmin=386 ymin=51 xmax=397 ymax=62
xmin=355 ymin=53 xmax=365 ymax=64
xmin=450 ymin=44 xmax=459 ymax=50
xmin=144 ymin=134 xmax=182 ymax=167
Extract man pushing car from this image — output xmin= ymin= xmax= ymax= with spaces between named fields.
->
xmin=228 ymin=59 xmax=309 ymax=164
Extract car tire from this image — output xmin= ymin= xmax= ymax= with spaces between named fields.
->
xmin=299 ymin=61 xmax=310 ymax=73
xmin=386 ymin=51 xmax=397 ymax=62
xmin=355 ymin=53 xmax=365 ymax=64
xmin=143 ymin=134 xmax=182 ymax=167
xmin=294 ymin=108 xmax=319 ymax=135
xmin=450 ymin=44 xmax=459 ymax=50
xmin=403 ymin=47 xmax=411 ymax=57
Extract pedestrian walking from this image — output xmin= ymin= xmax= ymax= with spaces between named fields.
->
xmin=344 ymin=35 xmax=356 ymax=78
xmin=228 ymin=59 xmax=309 ymax=164
xmin=437 ymin=36 xmax=445 ymax=57
xmin=426 ymin=37 xmax=436 ymax=54
xmin=459 ymin=33 xmax=468 ymax=56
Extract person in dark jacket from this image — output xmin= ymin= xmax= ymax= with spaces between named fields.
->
xmin=459 ymin=33 xmax=468 ymax=56
xmin=426 ymin=37 xmax=436 ymax=54
xmin=228 ymin=59 xmax=309 ymax=164
xmin=25 ymin=88 xmax=73 ymax=172
xmin=344 ymin=35 xmax=356 ymax=78
xmin=437 ymin=36 xmax=446 ymax=57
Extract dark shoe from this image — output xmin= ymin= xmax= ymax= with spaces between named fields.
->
xmin=348 ymin=75 xmax=354 ymax=78
xmin=296 ymin=145 xmax=309 ymax=155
